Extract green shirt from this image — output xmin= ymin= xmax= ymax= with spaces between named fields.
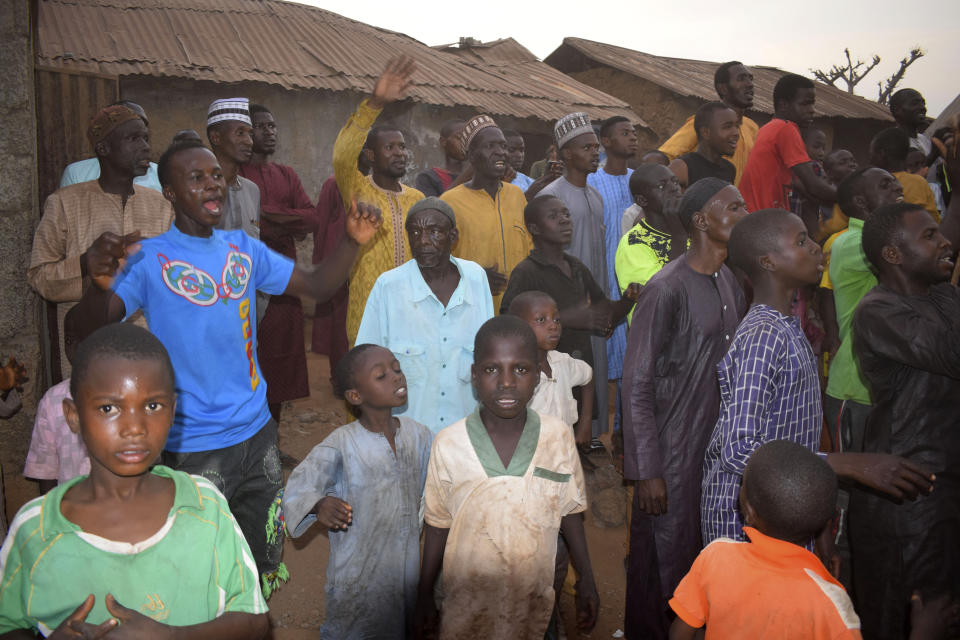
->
xmin=615 ymin=219 xmax=687 ymax=325
xmin=0 ymin=466 xmax=267 ymax=635
xmin=824 ymin=218 xmax=875 ymax=404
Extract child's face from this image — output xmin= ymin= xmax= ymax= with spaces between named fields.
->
xmin=163 ymin=147 xmax=227 ymax=233
xmin=767 ymin=215 xmax=824 ymax=287
xmin=520 ymin=300 xmax=562 ymax=352
xmin=63 ymin=355 xmax=175 ymax=478
xmin=530 ymin=197 xmax=573 ymax=246
xmin=804 ymin=130 xmax=827 ymax=163
xmin=347 ymin=346 xmax=408 ymax=410
xmin=823 ymin=150 xmax=857 ymax=183
xmin=472 ymin=335 xmax=538 ymax=420
xmin=905 ymin=149 xmax=927 ymax=175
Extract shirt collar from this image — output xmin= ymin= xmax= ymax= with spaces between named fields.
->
xmin=406 ymin=257 xmax=472 ymax=308
xmin=846 ymin=217 xmax=865 ymax=231
xmin=742 ymin=526 xmax=823 ymax=571
xmin=40 ymin=465 xmax=202 ymax=539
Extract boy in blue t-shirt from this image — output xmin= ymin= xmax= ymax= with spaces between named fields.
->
xmin=66 ymin=139 xmax=382 ymax=595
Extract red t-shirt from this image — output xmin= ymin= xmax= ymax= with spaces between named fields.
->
xmin=670 ymin=527 xmax=862 ymax=639
xmin=739 ymin=119 xmax=811 ymax=212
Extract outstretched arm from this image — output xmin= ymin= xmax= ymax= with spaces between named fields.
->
xmin=284 ymin=201 xmax=381 ymax=302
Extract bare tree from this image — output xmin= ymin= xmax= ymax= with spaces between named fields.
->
xmin=811 ymin=48 xmax=881 ymax=93
xmin=877 ymin=47 xmax=925 ymax=105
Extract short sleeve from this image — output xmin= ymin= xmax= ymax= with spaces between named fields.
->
xmin=0 ymin=523 xmax=30 ymax=632
xmin=668 ymin=547 xmax=710 ymax=628
xmin=207 ymin=488 xmax=268 ymax=614
xmin=112 ymin=248 xmax=149 ymax=319
xmin=355 ymin=276 xmax=386 ymax=347
xmin=776 ymin=122 xmax=811 ymax=169
xmin=252 ymin=238 xmax=295 ymax=295
xmin=423 ymin=435 xmax=454 ymax=528
xmin=559 ymin=352 xmax=592 ymax=387
xmin=282 ymin=437 xmax=344 ymax=538
xmin=22 ymin=393 xmax=61 ymax=480
xmin=616 ymin=240 xmax=660 ymax=292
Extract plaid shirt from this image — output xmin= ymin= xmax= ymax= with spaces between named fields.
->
xmin=587 ymin=167 xmax=633 ymax=379
xmin=701 ymin=304 xmax=823 ymax=544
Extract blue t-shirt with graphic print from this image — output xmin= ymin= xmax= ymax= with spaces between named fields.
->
xmin=113 ymin=226 xmax=294 ymax=452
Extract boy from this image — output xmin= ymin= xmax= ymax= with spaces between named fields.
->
xmin=671 ymin=440 xmax=861 ymax=639
xmin=501 ymin=195 xmax=638 ymax=450
xmin=739 ymin=74 xmax=836 ymax=213
xmin=701 ymin=209 xmax=935 ymax=547
xmin=64 ymin=139 xmax=381 ymax=594
xmin=415 ymin=315 xmax=599 ymax=639
xmin=0 ymin=323 xmax=268 ymax=637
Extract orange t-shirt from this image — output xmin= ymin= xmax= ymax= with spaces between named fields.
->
xmin=670 ymin=527 xmax=862 ymax=639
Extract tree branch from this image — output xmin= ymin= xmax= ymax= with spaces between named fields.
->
xmin=877 ymin=47 xmax=925 ymax=105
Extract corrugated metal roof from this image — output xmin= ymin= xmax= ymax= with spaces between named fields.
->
xmin=436 ymin=38 xmax=652 ymax=134
xmin=927 ymin=93 xmax=960 ymax=136
xmin=36 ymin=0 xmax=642 ymax=124
xmin=546 ymin=37 xmax=894 ymax=122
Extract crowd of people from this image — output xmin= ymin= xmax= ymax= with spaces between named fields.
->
xmin=0 ymin=52 xmax=957 ymax=640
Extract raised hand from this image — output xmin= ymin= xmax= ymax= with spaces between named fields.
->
xmin=0 ymin=357 xmax=28 ymax=391
xmin=85 ymin=231 xmax=142 ymax=291
xmin=622 ymin=282 xmax=642 ymax=302
xmin=370 ymin=56 xmax=417 ymax=109
xmin=316 ymin=496 xmax=353 ymax=531
xmin=345 ymin=200 xmax=383 ymax=246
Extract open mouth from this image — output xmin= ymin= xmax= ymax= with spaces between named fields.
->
xmin=495 ymin=397 xmax=520 ymax=410
xmin=203 ymin=199 xmax=222 ymax=214
xmin=395 ymin=386 xmax=407 ymax=398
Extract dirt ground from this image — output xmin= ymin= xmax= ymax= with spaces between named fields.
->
xmin=2 ymin=328 xmax=631 ymax=639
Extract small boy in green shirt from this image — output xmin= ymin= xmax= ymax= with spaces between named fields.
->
xmin=0 ymin=324 xmax=268 ymax=639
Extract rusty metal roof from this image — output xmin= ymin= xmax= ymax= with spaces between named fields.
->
xmin=546 ymin=37 xmax=894 ymax=122
xmin=436 ymin=38 xmax=651 ymax=132
xmin=36 ymin=0 xmax=642 ymax=124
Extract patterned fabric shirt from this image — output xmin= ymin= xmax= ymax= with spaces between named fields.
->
xmin=701 ymin=304 xmax=823 ymax=545
xmin=22 ymin=379 xmax=89 ymax=484
xmin=587 ymin=167 xmax=633 ymax=379
xmin=615 ymin=219 xmax=687 ymax=326
xmin=333 ymin=99 xmax=424 ymax=344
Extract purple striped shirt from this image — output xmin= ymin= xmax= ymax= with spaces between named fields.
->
xmin=701 ymin=304 xmax=822 ymax=544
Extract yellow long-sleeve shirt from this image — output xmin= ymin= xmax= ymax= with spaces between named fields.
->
xmin=333 ymin=99 xmax=424 ymax=344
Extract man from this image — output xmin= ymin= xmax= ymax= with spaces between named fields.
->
xmin=207 ymin=98 xmax=260 ymax=240
xmin=540 ymin=112 xmax=610 ymax=449
xmin=239 ymin=104 xmax=318 ymax=423
xmin=668 ymin=102 xmax=738 ymax=188
xmin=587 ymin=115 xmax=638 ymax=441
xmin=356 ymin=197 xmax=494 ymax=432
xmin=889 ymin=88 xmax=932 ymax=156
xmin=504 ymin=129 xmax=534 ymax=192
xmin=441 ymin=116 xmax=530 ymax=312
xmin=869 ymin=127 xmax=939 ymax=220
xmin=312 ymin=151 xmax=371 ymax=372
xmin=335 ymin=57 xmax=425 ymax=345
xmin=823 ymin=167 xmax=904 ymax=451
xmin=851 ymin=201 xmax=960 ymax=639
xmin=739 ymin=74 xmax=837 ymax=213
xmin=59 ymin=101 xmax=162 ymax=192
xmin=659 ymin=61 xmax=758 ymax=185
xmin=29 ymin=104 xmax=173 ymax=379
xmin=622 ymin=178 xmax=748 ymax=640
xmin=615 ymin=164 xmax=688 ymax=325
xmin=414 ymin=119 xmax=465 ymax=197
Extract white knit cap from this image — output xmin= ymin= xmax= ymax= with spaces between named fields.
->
xmin=554 ymin=112 xmax=593 ymax=149
xmin=207 ymin=98 xmax=251 ymax=127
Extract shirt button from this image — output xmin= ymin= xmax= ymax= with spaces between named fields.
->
xmin=440 ymin=392 xmax=445 ymax=396
xmin=723 ymin=305 xmax=727 ymax=310
xmin=725 ymin=334 xmax=729 ymax=340
xmin=442 ymin=363 xmax=446 ymax=368
xmin=442 ymin=337 xmax=447 ymax=342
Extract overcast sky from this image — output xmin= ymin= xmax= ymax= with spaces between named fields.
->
xmin=303 ymin=0 xmax=958 ymax=115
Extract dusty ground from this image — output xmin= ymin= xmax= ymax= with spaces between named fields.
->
xmin=2 ymin=328 xmax=630 ymax=639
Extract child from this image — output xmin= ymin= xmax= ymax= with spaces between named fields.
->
xmin=700 ymin=209 xmax=934 ymax=547
xmin=671 ymin=440 xmax=861 ymax=639
xmin=282 ymin=344 xmax=433 ymax=638
xmin=507 ymin=290 xmax=594 ymax=444
xmin=501 ymin=195 xmax=638 ymax=452
xmin=65 ymin=138 xmax=381 ymax=594
xmin=22 ymin=327 xmax=91 ymax=493
xmin=0 ymin=323 xmax=268 ymax=637
xmin=415 ymin=315 xmax=599 ymax=639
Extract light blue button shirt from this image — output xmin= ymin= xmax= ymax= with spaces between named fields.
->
xmin=60 ymin=157 xmax=162 ymax=192
xmin=356 ymin=257 xmax=495 ymax=432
